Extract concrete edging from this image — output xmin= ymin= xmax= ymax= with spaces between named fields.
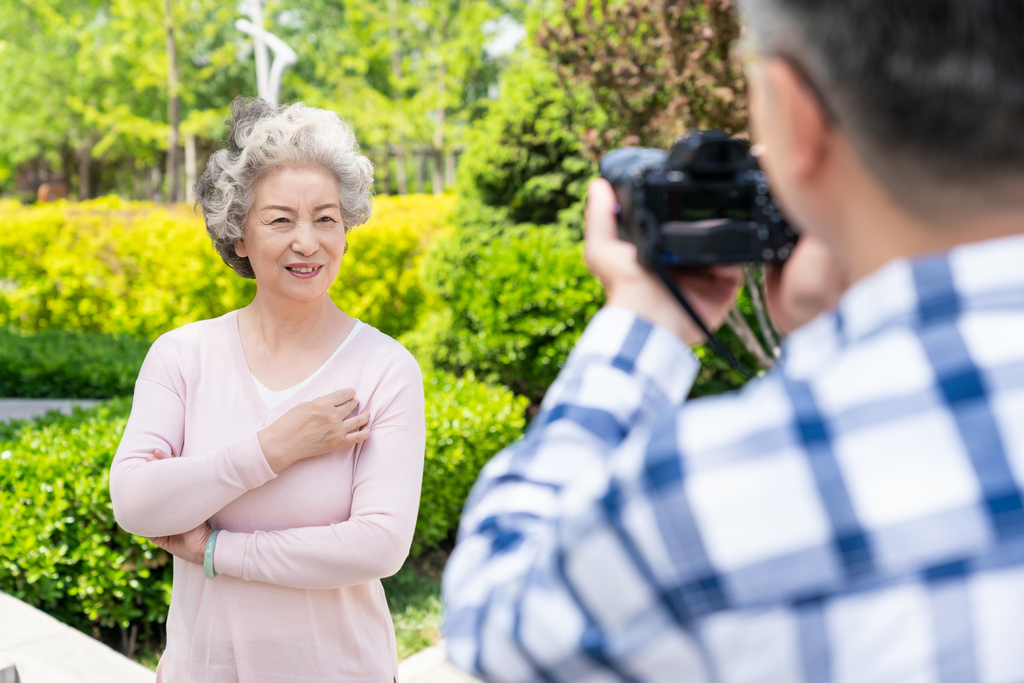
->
xmin=0 ymin=592 xmax=154 ymax=683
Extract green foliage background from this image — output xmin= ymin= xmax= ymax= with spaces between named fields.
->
xmin=0 ymin=329 xmax=150 ymax=399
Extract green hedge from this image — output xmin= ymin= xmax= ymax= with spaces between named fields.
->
xmin=416 ymin=371 xmax=529 ymax=552
xmin=455 ymin=52 xmax=596 ymax=228
xmin=0 ymin=370 xmax=525 ymax=638
xmin=405 ymin=223 xmax=604 ymax=403
xmin=0 ymin=328 xmax=151 ymax=398
xmin=0 ymin=400 xmax=170 ymax=639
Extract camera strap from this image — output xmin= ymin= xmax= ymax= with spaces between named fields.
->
xmin=650 ymin=260 xmax=754 ymax=381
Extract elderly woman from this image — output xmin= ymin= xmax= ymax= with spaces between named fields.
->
xmin=109 ymin=98 xmax=425 ymax=682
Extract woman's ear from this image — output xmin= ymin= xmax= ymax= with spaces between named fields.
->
xmin=234 ymin=238 xmax=248 ymax=258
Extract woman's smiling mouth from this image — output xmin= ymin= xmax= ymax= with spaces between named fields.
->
xmin=286 ymin=264 xmax=324 ymax=278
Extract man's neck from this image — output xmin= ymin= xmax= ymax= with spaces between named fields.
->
xmin=825 ymin=170 xmax=1024 ymax=283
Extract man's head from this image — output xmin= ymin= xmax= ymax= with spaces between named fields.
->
xmin=739 ymin=0 xmax=1024 ymax=277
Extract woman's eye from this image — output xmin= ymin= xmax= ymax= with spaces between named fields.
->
xmin=318 ymin=216 xmax=335 ymax=223
xmin=272 ymin=217 xmax=290 ymax=224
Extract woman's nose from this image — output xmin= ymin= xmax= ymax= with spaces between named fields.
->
xmin=291 ymin=222 xmax=319 ymax=254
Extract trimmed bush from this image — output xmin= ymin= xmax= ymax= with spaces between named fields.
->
xmin=332 ymin=194 xmax=454 ymax=338
xmin=0 ymin=195 xmax=453 ymax=341
xmin=415 ymin=370 xmax=529 ymax=552
xmin=0 ymin=399 xmax=170 ymax=641
xmin=0 ymin=328 xmax=150 ymax=398
xmin=455 ymin=52 xmax=596 ymax=228
xmin=405 ymin=223 xmax=604 ymax=403
xmin=0 ymin=198 xmax=253 ymax=340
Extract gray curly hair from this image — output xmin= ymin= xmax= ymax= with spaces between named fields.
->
xmin=194 ymin=97 xmax=374 ymax=278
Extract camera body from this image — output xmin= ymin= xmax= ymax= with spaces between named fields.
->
xmin=600 ymin=130 xmax=798 ymax=267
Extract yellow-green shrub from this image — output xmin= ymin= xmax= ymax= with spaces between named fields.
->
xmin=332 ymin=194 xmax=454 ymax=338
xmin=0 ymin=195 xmax=454 ymax=340
xmin=0 ymin=198 xmax=253 ymax=339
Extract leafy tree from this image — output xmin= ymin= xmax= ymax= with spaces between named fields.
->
xmin=537 ymin=0 xmax=747 ymax=156
xmin=455 ymin=52 xmax=596 ymax=227
xmin=0 ymin=0 xmax=251 ymax=199
xmin=422 ymin=0 xmax=762 ymax=405
xmin=277 ymin=0 xmax=502 ymax=194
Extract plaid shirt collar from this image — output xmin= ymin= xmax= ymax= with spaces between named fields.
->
xmin=840 ymin=232 xmax=1024 ymax=341
xmin=784 ymin=232 xmax=1024 ymax=378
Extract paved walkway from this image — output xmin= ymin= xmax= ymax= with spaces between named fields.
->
xmin=399 ymin=642 xmax=482 ymax=683
xmin=0 ymin=399 xmax=478 ymax=683
xmin=0 ymin=398 xmax=102 ymax=423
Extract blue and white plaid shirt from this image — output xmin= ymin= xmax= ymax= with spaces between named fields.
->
xmin=442 ymin=234 xmax=1024 ymax=683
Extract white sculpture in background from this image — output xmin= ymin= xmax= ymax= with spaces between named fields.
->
xmin=236 ymin=0 xmax=297 ymax=107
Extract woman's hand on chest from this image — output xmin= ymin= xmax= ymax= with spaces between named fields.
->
xmin=257 ymin=387 xmax=371 ymax=474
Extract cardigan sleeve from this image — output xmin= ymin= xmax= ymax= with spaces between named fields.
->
xmin=213 ymin=356 xmax=426 ymax=589
xmin=109 ymin=338 xmax=277 ymax=538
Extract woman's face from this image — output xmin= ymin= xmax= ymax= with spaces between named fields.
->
xmin=236 ymin=166 xmax=346 ymax=303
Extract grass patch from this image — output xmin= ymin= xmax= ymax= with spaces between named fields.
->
xmin=383 ymin=558 xmax=445 ymax=660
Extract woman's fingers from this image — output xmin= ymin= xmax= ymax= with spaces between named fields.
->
xmin=341 ymin=411 xmax=369 ymax=431
xmin=261 ymin=389 xmax=368 ymax=472
xmin=325 ymin=387 xmax=357 ymax=407
xmin=339 ymin=413 xmax=371 ymax=446
xmin=334 ymin=397 xmax=359 ymax=419
xmin=340 ymin=431 xmax=371 ymax=447
xmin=340 ymin=427 xmax=371 ymax=447
xmin=147 ymin=448 xmax=171 ymax=463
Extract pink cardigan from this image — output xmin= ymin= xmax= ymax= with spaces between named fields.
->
xmin=110 ymin=311 xmax=425 ymax=682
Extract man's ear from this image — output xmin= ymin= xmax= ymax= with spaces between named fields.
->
xmin=759 ymin=57 xmax=832 ymax=185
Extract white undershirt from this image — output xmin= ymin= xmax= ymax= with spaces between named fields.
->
xmin=252 ymin=321 xmax=365 ymax=410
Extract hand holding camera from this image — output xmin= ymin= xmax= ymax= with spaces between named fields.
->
xmin=585 ymin=178 xmax=745 ymax=347
xmin=590 ymin=130 xmax=848 ymax=348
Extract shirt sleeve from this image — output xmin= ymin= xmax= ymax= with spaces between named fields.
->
xmin=212 ymin=361 xmax=426 ymax=590
xmin=441 ymin=308 xmax=709 ymax=682
xmin=109 ymin=340 xmax=277 ymax=538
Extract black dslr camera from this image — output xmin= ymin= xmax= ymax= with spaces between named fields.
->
xmin=600 ymin=130 xmax=797 ymax=268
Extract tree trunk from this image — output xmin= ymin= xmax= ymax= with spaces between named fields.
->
xmin=432 ymin=47 xmax=445 ymax=195
xmin=163 ymin=0 xmax=182 ymax=203
xmin=393 ymin=146 xmax=408 ymax=195
xmin=380 ymin=149 xmax=393 ymax=195
xmin=77 ymin=136 xmax=93 ymax=200
xmin=445 ymin=151 xmax=456 ymax=188
xmin=386 ymin=0 xmax=408 ymax=195
xmin=184 ymin=134 xmax=197 ymax=201
xmin=416 ymin=149 xmax=426 ymax=193
xmin=432 ymin=149 xmax=443 ymax=195
xmin=150 ymin=166 xmax=163 ymax=201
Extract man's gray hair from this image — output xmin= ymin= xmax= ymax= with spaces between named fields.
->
xmin=194 ymin=98 xmax=374 ymax=278
xmin=738 ymin=0 xmax=1024 ymax=214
